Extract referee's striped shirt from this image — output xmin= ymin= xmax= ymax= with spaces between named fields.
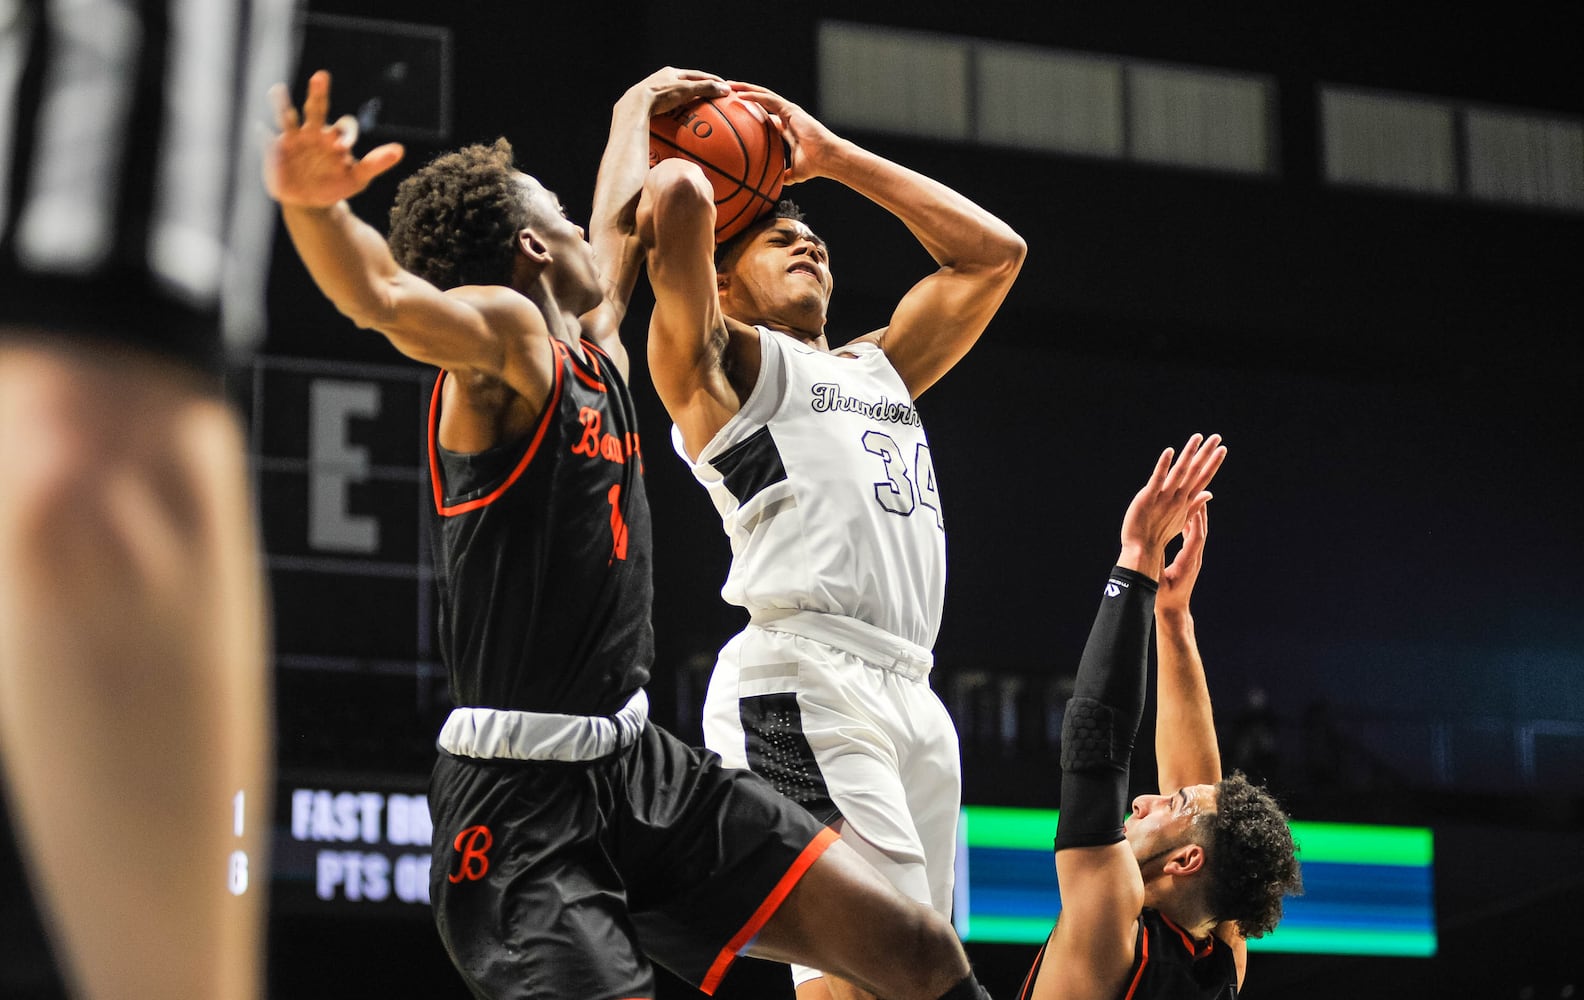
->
xmin=1 ymin=0 xmax=297 ymax=370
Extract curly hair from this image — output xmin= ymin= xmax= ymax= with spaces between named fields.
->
xmin=387 ymin=138 xmax=531 ymax=290
xmin=1198 ymin=771 xmax=1303 ymax=938
xmin=714 ymin=198 xmax=807 ymax=270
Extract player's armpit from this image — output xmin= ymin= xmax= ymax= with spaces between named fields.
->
xmin=1035 ymin=845 xmax=1144 ymax=1000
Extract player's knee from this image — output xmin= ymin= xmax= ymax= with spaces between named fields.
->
xmin=4 ymin=402 xmax=193 ymax=572
xmin=889 ymin=903 xmax=969 ymax=995
xmin=5 ymin=417 xmax=107 ymax=536
xmin=4 ymin=360 xmax=149 ymax=511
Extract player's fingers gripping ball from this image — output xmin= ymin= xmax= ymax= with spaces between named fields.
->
xmin=649 ymin=96 xmax=787 ymax=243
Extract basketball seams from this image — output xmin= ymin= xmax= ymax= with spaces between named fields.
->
xmin=745 ymin=115 xmax=783 ymax=208
xmin=734 ymin=101 xmax=786 ymax=213
xmin=711 ymin=103 xmax=759 ymax=235
xmin=648 ymin=130 xmax=750 ymax=197
xmin=649 ymin=97 xmax=785 ymax=241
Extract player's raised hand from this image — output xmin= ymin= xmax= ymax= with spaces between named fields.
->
xmin=1157 ymin=501 xmax=1209 ymax=617
xmin=727 ymin=81 xmax=839 ymax=186
xmin=1119 ymin=434 xmax=1226 ymax=580
xmin=264 ymin=70 xmax=404 ymax=208
xmin=629 ymin=66 xmax=729 ymax=117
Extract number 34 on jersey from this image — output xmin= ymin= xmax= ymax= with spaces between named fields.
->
xmin=862 ymin=431 xmax=942 ymax=529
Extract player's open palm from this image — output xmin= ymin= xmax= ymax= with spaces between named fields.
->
xmin=265 ymin=69 xmax=404 ymax=208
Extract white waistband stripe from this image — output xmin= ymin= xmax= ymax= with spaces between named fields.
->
xmin=749 ymin=609 xmax=933 ymax=680
xmin=438 ymin=689 xmax=649 ymax=762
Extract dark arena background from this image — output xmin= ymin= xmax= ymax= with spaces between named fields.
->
xmin=253 ymin=3 xmax=1581 ymax=998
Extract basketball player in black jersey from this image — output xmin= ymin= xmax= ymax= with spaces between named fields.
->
xmin=1 ymin=2 xmax=291 ymax=997
xmin=1018 ymin=436 xmax=1302 ymax=1000
xmin=266 ymin=68 xmax=996 ymax=1000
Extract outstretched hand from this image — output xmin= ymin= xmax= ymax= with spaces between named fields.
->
xmin=264 ymin=70 xmax=405 ymax=208
xmin=727 ymin=81 xmax=840 ymax=186
xmin=1156 ymin=501 xmax=1209 ymax=616
xmin=1118 ymin=434 xmax=1225 ymax=581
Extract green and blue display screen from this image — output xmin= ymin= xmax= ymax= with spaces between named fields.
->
xmin=953 ymin=805 xmax=1436 ymax=957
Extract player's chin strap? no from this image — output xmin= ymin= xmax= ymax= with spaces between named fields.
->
xmin=1053 ymin=566 xmax=1156 ymax=852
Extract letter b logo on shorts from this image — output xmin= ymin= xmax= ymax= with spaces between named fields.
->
xmin=448 ymin=825 xmax=493 ymax=884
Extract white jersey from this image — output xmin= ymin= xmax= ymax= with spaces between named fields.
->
xmin=672 ymin=329 xmax=946 ymax=649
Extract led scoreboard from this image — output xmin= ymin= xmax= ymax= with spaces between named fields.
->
xmin=274 ymin=778 xmax=435 ymax=912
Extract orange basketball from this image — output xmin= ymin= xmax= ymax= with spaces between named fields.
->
xmin=649 ymin=96 xmax=787 ymax=243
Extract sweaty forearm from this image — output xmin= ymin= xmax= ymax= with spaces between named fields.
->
xmin=591 ymin=85 xmax=663 ymax=309
xmin=1054 ymin=566 xmax=1156 ymax=851
xmin=1154 ymin=610 xmax=1222 ymax=791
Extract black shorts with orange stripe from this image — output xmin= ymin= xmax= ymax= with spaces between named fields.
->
xmin=429 ymin=719 xmax=836 ymax=999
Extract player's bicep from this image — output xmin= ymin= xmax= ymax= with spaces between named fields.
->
xmin=386 ymin=285 xmax=555 ymax=404
xmin=871 ymin=263 xmax=1019 ymax=397
xmin=642 ymin=160 xmax=730 ymax=404
xmin=646 ymin=247 xmax=723 ymax=387
xmin=369 ymin=275 xmax=506 ymax=372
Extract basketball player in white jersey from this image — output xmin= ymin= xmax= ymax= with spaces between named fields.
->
xmin=0 ymin=2 xmax=293 ymax=996
xmin=627 ymin=78 xmax=1025 ymax=999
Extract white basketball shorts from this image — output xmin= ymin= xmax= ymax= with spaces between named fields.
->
xmin=702 ymin=610 xmax=962 ymax=986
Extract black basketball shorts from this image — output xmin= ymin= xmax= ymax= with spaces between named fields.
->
xmin=429 ymin=720 xmax=836 ymax=999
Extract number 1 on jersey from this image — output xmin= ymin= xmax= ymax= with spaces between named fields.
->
xmin=607 ymin=483 xmax=630 ymax=562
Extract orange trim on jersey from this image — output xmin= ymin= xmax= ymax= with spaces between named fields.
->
xmin=1157 ymin=911 xmax=1211 ymax=958
xmin=1016 ymin=940 xmax=1048 ymax=1000
xmin=1122 ymin=920 xmax=1151 ymax=1000
xmin=697 ymin=826 xmax=841 ymax=995
xmin=427 ymin=347 xmax=564 ymax=517
xmin=570 ymin=338 xmax=608 ymax=393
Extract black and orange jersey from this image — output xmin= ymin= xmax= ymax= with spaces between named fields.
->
xmin=1017 ymin=908 xmax=1239 ymax=1000
xmin=428 ymin=338 xmax=653 ymax=716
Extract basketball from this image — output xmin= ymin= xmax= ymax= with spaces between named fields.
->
xmin=649 ymin=96 xmax=788 ymax=243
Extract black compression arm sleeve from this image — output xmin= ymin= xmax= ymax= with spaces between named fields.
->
xmin=1054 ymin=566 xmax=1156 ymax=852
